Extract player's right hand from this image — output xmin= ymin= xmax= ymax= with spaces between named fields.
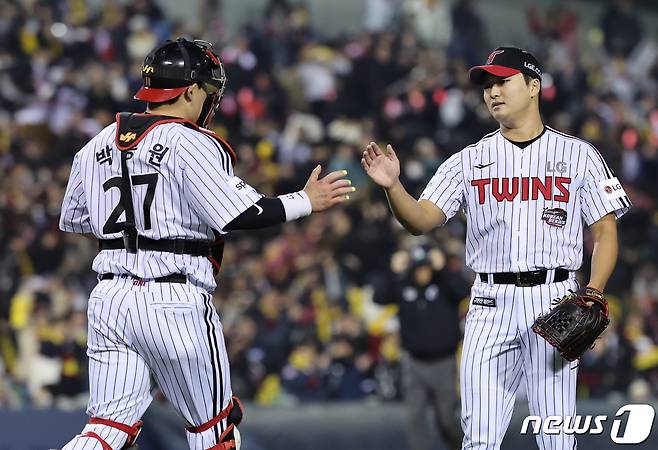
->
xmin=303 ymin=165 xmax=354 ymax=212
xmin=361 ymin=142 xmax=400 ymax=189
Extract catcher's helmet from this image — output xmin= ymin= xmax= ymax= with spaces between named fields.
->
xmin=134 ymin=37 xmax=227 ymax=127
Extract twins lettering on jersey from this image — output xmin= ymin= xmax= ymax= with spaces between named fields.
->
xmin=419 ymin=127 xmax=633 ymax=273
xmin=470 ymin=176 xmax=571 ymax=204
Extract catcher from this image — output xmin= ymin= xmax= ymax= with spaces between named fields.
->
xmin=362 ymin=46 xmax=630 ymax=449
xmin=58 ymin=38 xmax=353 ymax=450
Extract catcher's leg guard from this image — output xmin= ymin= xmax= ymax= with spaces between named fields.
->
xmin=75 ymin=418 xmax=143 ymax=450
xmin=186 ymin=395 xmax=244 ymax=450
xmin=209 ymin=424 xmax=241 ymax=450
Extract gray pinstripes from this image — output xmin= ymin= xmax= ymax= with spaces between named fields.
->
xmin=420 ymin=129 xmax=631 ymax=274
xmin=59 ymin=122 xmax=261 ymax=292
xmin=61 ymin=278 xmax=230 ymax=450
xmin=58 ymin=120 xmax=250 ymax=449
xmin=461 ymin=279 xmax=578 ymax=450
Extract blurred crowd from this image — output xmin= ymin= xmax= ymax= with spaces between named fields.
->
xmin=1 ymin=0 xmax=657 ymax=410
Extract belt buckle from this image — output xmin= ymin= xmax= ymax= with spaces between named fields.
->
xmin=516 ymin=272 xmax=532 ymax=287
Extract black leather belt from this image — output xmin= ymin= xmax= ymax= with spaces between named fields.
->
xmin=99 ymin=236 xmax=210 ymax=257
xmin=478 ymin=269 xmax=570 ymax=287
xmin=99 ymin=273 xmax=187 ymax=284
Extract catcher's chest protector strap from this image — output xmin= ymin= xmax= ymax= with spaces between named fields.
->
xmin=114 ymin=113 xmax=190 ymax=253
xmin=113 ymin=113 xmax=233 ymax=273
xmin=114 ymin=112 xmax=237 ymax=165
xmin=195 ymin=126 xmax=238 ymax=166
xmin=80 ymin=417 xmax=143 ymax=450
xmin=209 ymin=231 xmax=225 ymax=276
xmin=115 ymin=113 xmax=190 ymax=151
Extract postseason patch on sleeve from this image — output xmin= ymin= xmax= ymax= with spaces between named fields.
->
xmin=599 ymin=177 xmax=627 ymax=200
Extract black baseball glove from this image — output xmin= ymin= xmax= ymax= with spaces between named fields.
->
xmin=532 ymin=287 xmax=610 ymax=362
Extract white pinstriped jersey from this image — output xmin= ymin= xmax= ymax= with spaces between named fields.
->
xmin=59 ymin=122 xmax=262 ymax=292
xmin=421 ymin=126 xmax=631 ymax=273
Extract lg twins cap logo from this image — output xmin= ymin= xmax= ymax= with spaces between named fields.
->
xmin=523 ymin=61 xmax=541 ymax=76
xmin=486 ymin=50 xmax=504 ymax=64
xmin=521 ymin=404 xmax=655 ymax=444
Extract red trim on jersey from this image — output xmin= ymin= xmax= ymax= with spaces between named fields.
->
xmin=114 ymin=113 xmax=238 ymax=166
xmin=115 ymin=113 xmax=192 ymax=151
xmin=198 ymin=127 xmax=238 ymax=166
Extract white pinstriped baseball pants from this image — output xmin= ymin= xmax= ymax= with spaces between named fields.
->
xmin=460 ymin=276 xmax=579 ymax=450
xmin=61 ymin=277 xmax=231 ymax=450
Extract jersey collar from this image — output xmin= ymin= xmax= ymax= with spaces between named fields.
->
xmin=502 ymin=126 xmax=546 ymax=149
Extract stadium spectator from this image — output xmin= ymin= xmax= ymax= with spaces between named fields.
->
xmin=0 ymin=0 xmax=656 ymax=409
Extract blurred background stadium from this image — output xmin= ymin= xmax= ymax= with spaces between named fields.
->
xmin=1 ymin=0 xmax=657 ymax=448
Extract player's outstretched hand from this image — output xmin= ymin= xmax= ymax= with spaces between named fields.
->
xmin=303 ymin=165 xmax=354 ymax=212
xmin=361 ymin=142 xmax=400 ymax=189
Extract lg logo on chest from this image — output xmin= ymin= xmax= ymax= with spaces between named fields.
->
xmin=546 ymin=161 xmax=568 ymax=174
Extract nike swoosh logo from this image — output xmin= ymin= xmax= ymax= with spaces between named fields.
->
xmin=254 ymin=204 xmax=263 ymax=215
xmin=474 ymin=162 xmax=495 ymax=169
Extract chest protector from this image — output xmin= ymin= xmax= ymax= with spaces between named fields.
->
xmin=113 ymin=112 xmax=237 ymax=275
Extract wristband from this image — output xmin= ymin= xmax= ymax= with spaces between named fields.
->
xmin=278 ymin=191 xmax=312 ymax=221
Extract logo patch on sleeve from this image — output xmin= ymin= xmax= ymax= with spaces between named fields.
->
xmin=229 ymin=176 xmax=255 ymax=194
xmin=541 ymin=207 xmax=567 ymax=228
xmin=599 ymin=177 xmax=627 ymax=200
xmin=473 ymin=297 xmax=496 ymax=307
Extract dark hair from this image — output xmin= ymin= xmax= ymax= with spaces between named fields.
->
xmin=523 ymin=74 xmax=542 ymax=110
xmin=523 ymin=74 xmax=536 ymax=85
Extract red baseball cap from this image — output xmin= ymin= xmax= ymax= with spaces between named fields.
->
xmin=469 ymin=47 xmax=542 ymax=85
